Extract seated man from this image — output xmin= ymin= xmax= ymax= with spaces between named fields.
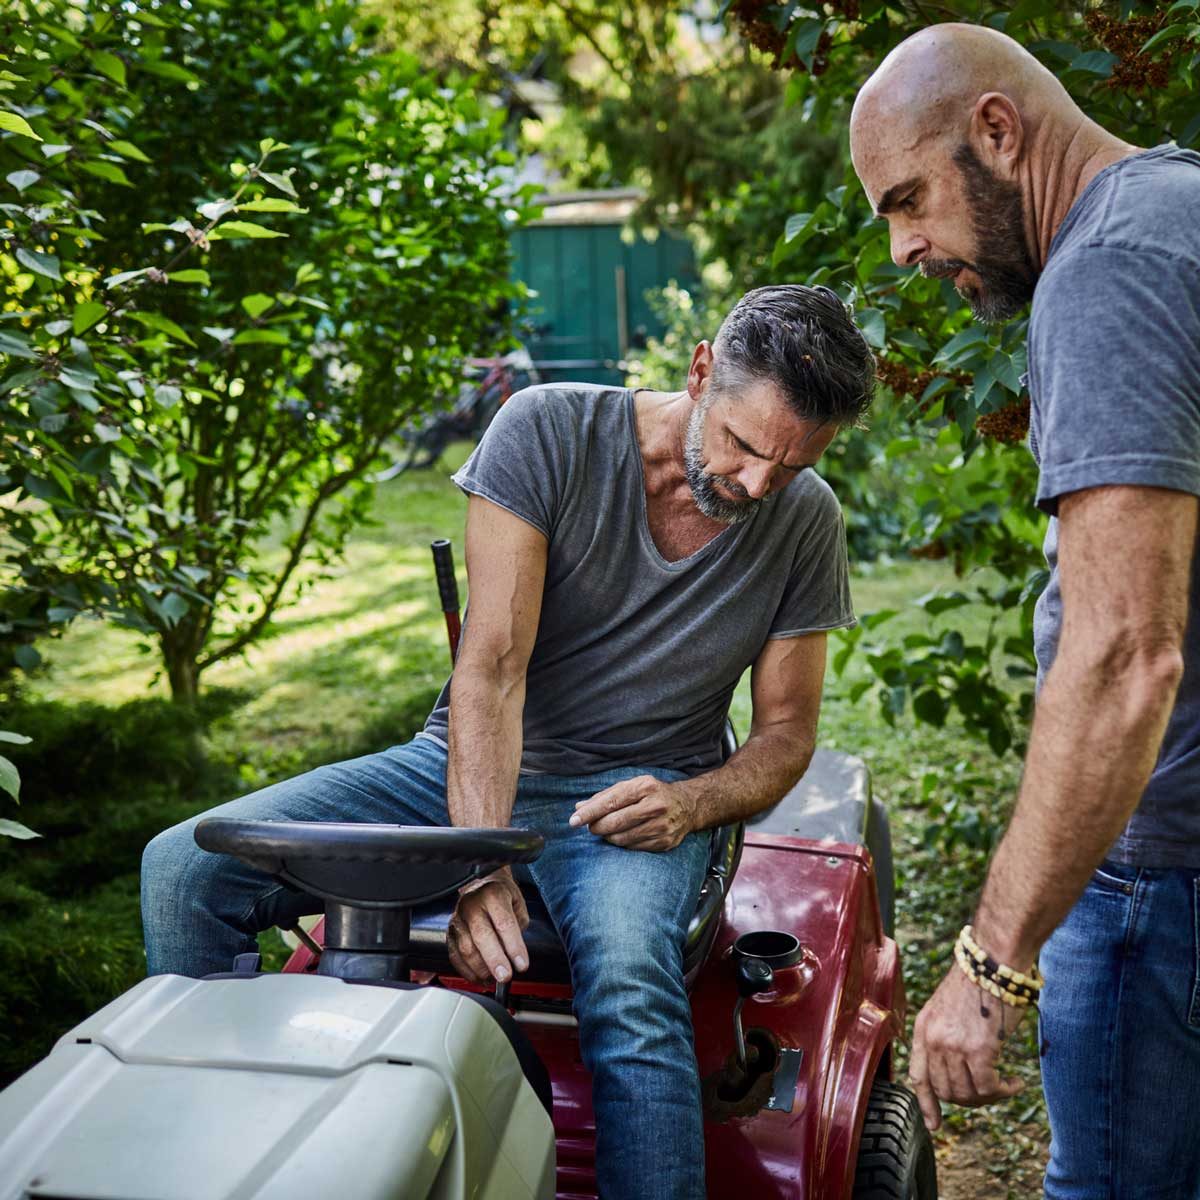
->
xmin=141 ymin=283 xmax=874 ymax=1199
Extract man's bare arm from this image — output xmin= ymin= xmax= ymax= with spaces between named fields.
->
xmin=572 ymin=631 xmax=827 ymax=848
xmin=974 ymin=484 xmax=1194 ymax=968
xmin=444 ymin=494 xmax=547 ymax=984
xmin=908 ymin=483 xmax=1195 ymax=1130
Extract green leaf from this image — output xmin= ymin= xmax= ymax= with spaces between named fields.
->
xmin=0 ymin=754 xmax=18 ymax=800
xmin=79 ymin=160 xmax=134 ymax=187
xmin=153 ymin=383 xmax=182 ymax=409
xmin=107 ymin=138 xmax=151 ymax=163
xmin=0 ymin=732 xmax=32 ymax=745
xmin=919 ymin=591 xmax=972 ymax=617
xmin=233 ymin=328 xmax=289 ymax=345
xmin=105 ymin=268 xmax=150 ymax=288
xmin=138 ymin=58 xmax=202 ymax=84
xmin=857 ymin=307 xmax=887 ymax=350
xmin=126 ymin=311 xmax=196 ymax=347
xmin=39 ymin=143 xmax=72 ymax=158
xmin=13 ymin=643 xmax=40 ymax=671
xmin=1141 ymin=24 xmax=1191 ymax=55
xmin=73 ymin=300 xmax=107 ymax=335
xmin=258 ymin=170 xmax=298 ymax=198
xmin=934 ymin=326 xmax=989 ymax=366
xmin=6 ymin=169 xmax=39 ymax=192
xmin=0 ymin=111 xmax=42 ymax=141
xmin=1068 ymin=51 xmax=1119 ymax=77
xmin=0 ymin=330 xmax=37 ymax=359
xmin=913 ymin=690 xmax=949 ymax=727
xmin=16 ymin=248 xmax=61 ymax=280
xmin=159 ymin=592 xmax=189 ymax=626
xmin=210 ymin=220 xmax=287 ymax=239
xmin=93 ymin=422 xmax=122 ymax=443
xmin=168 ymin=269 xmax=211 ymax=285
xmin=0 ymin=818 xmax=39 ymax=840
xmin=236 ymin=197 xmax=304 ymax=213
xmin=784 ymin=211 xmax=815 ymax=243
xmin=785 ymin=17 xmax=826 ymax=71
xmin=241 ymin=293 xmax=275 ymax=318
xmin=88 ymin=49 xmax=127 ymax=86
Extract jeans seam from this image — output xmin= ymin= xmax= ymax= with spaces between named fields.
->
xmin=1109 ymin=870 xmax=1145 ymax=1199
xmin=1191 ymin=877 xmax=1200 ymax=1028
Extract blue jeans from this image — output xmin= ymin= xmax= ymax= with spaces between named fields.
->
xmin=141 ymin=735 xmax=710 ymax=1200
xmin=1040 ymin=858 xmax=1200 ymax=1199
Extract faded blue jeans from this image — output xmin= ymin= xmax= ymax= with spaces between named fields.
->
xmin=141 ymin=735 xmax=710 ymax=1200
xmin=1040 ymin=858 xmax=1200 ymax=1199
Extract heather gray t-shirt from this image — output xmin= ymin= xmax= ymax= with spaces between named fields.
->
xmin=1028 ymin=143 xmax=1200 ymax=868
xmin=421 ymin=383 xmax=855 ymax=777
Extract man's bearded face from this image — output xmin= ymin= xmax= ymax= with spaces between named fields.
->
xmin=920 ymin=143 xmax=1037 ymax=324
xmin=683 ymin=396 xmax=769 ymax=525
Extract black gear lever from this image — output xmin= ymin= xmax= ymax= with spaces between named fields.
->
xmin=734 ymin=956 xmax=774 ymax=1071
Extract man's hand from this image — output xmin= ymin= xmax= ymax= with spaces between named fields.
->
xmin=447 ymin=867 xmax=530 ymax=985
xmin=908 ymin=964 xmax=1028 ymax=1131
xmin=569 ymin=776 xmax=694 ymax=852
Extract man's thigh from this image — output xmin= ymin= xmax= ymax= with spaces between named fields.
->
xmin=142 ymin=736 xmax=454 ymax=974
xmin=1040 ymin=861 xmax=1200 ymax=1200
xmin=514 ymin=766 xmax=711 ymax=987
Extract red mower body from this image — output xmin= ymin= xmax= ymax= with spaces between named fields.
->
xmin=284 ymin=831 xmax=902 ymax=1200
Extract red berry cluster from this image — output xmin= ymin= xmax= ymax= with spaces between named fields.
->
xmin=875 ymin=357 xmax=969 ymax=412
xmin=728 ymin=0 xmax=834 ymax=73
xmin=975 ymin=398 xmax=1031 ymax=445
xmin=1084 ymin=9 xmax=1195 ymax=92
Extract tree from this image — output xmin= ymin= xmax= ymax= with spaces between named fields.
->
xmin=715 ymin=0 xmax=1200 ymax=754
xmin=1 ymin=0 xmax=531 ymax=702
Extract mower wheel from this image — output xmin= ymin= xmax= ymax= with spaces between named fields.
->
xmin=852 ymin=1080 xmax=938 ymax=1200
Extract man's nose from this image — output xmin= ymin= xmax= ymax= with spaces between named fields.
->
xmin=890 ymin=225 xmax=928 ymax=268
xmin=737 ymin=462 xmax=776 ymax=500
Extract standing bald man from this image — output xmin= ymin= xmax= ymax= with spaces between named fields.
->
xmin=850 ymin=22 xmax=1200 ymax=1200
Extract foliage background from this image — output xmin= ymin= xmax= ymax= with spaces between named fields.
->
xmin=1 ymin=0 xmax=529 ymax=705
xmin=2 ymin=1 xmax=1198 ymax=1193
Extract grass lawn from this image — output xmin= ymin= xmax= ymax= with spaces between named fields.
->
xmin=4 ymin=446 xmax=1047 ymax=1196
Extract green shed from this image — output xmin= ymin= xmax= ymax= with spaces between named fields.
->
xmin=511 ymin=189 xmax=699 ymax=387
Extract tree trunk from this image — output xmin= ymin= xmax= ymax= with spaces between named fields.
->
xmin=163 ymin=640 xmax=201 ymax=706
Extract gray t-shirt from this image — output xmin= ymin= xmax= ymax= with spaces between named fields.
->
xmin=421 ymin=383 xmax=855 ymax=777
xmin=1028 ymin=143 xmax=1200 ymax=868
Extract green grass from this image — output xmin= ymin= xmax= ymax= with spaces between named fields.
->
xmin=3 ymin=448 xmax=1048 ymax=1193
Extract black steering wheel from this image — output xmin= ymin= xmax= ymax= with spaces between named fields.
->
xmin=194 ymin=819 xmax=544 ymax=909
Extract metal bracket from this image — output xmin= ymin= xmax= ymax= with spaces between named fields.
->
xmin=766 ymin=1048 xmax=804 ymax=1113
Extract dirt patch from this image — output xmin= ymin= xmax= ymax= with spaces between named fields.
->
xmin=934 ymin=1118 xmax=1049 ymax=1200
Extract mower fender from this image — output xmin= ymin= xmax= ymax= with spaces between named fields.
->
xmin=814 ymin=934 xmax=905 ymax=1196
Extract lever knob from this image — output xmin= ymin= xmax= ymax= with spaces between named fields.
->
xmin=737 ymin=956 xmax=774 ymax=998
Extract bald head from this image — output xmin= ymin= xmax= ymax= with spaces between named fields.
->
xmin=848 ymin=23 xmax=1134 ymax=323
xmin=851 ymin=23 xmax=1075 ymax=162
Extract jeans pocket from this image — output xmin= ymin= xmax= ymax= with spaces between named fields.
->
xmin=1190 ymin=877 xmax=1200 ymax=1028
xmin=1091 ymin=861 xmax=1136 ymax=895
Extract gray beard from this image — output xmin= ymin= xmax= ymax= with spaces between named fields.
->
xmin=683 ymin=399 xmax=768 ymax=525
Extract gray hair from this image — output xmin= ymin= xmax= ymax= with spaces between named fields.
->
xmin=710 ymin=285 xmax=876 ymax=426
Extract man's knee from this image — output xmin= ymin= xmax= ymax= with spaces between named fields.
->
xmin=142 ymin=816 xmax=224 ymax=912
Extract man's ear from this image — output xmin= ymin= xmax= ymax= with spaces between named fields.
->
xmin=687 ymin=341 xmax=714 ymax=401
xmin=971 ymin=92 xmax=1024 ymax=171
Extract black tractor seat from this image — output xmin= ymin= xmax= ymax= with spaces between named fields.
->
xmin=406 ymin=817 xmax=743 ymax=987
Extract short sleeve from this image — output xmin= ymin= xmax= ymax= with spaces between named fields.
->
xmin=768 ymin=484 xmax=857 ymax=638
xmin=451 ymin=386 xmax=567 ymax=537
xmin=1029 ymin=245 xmax=1200 ymax=516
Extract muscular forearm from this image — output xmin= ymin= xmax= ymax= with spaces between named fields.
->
xmin=446 ymin=662 xmax=526 ymax=828
xmin=678 ymin=719 xmax=816 ymax=831
xmin=974 ymin=642 xmax=1182 ymax=967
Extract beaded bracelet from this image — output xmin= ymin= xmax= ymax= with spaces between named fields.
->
xmin=954 ymin=924 xmax=1042 ymax=1009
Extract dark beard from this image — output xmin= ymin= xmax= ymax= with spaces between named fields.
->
xmin=683 ymin=399 xmax=765 ymax=525
xmin=921 ymin=143 xmax=1037 ymax=324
